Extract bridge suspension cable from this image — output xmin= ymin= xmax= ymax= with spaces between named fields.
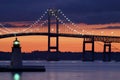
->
xmin=57 ymin=9 xmax=105 ymax=35
xmin=0 ymin=24 xmax=13 ymax=33
xmin=21 ymin=8 xmax=89 ymax=35
xmin=58 ymin=9 xmax=80 ymax=29
xmin=22 ymin=10 xmax=48 ymax=32
xmin=52 ymin=11 xmax=81 ymax=34
xmin=56 ymin=16 xmax=80 ymax=34
xmin=27 ymin=20 xmax=48 ymax=32
xmin=58 ymin=10 xmax=87 ymax=34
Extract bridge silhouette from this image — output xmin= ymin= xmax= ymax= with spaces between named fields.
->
xmin=0 ymin=8 xmax=120 ymax=57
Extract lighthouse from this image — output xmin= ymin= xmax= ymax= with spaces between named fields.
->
xmin=11 ymin=38 xmax=22 ymax=68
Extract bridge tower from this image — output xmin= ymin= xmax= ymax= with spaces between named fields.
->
xmin=82 ymin=37 xmax=94 ymax=61
xmin=48 ymin=9 xmax=59 ymax=52
xmin=103 ymin=42 xmax=111 ymax=53
xmin=11 ymin=38 xmax=22 ymax=68
xmin=103 ymin=42 xmax=111 ymax=61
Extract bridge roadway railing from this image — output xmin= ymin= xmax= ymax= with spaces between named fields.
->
xmin=58 ymin=33 xmax=120 ymax=43
xmin=0 ymin=32 xmax=120 ymax=43
xmin=93 ymin=35 xmax=120 ymax=43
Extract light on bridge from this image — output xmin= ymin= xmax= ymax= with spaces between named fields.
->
xmin=51 ymin=28 xmax=54 ymax=32
xmin=45 ymin=11 xmax=47 ymax=13
xmin=101 ymin=31 xmax=104 ymax=34
xmin=111 ymin=32 xmax=114 ymax=34
xmin=68 ymin=19 xmax=70 ymax=22
xmin=58 ymin=9 xmax=61 ymax=11
xmin=82 ymin=30 xmax=85 ymax=32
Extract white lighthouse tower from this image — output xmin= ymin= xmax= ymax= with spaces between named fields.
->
xmin=11 ymin=38 xmax=22 ymax=68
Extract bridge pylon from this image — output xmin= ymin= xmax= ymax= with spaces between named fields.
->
xmin=82 ymin=37 xmax=94 ymax=61
xmin=47 ymin=9 xmax=59 ymax=52
xmin=103 ymin=42 xmax=111 ymax=61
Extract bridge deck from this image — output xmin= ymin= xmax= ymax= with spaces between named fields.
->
xmin=0 ymin=32 xmax=120 ymax=43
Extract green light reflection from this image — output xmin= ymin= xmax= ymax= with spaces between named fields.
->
xmin=13 ymin=73 xmax=20 ymax=80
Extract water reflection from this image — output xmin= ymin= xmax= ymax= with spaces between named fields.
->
xmin=0 ymin=61 xmax=120 ymax=80
xmin=21 ymin=71 xmax=120 ymax=80
xmin=12 ymin=72 xmax=22 ymax=80
xmin=0 ymin=70 xmax=120 ymax=80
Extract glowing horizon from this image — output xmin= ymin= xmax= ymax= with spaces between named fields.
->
xmin=0 ymin=21 xmax=119 ymax=53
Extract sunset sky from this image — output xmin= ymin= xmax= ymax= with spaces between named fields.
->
xmin=0 ymin=0 xmax=120 ymax=52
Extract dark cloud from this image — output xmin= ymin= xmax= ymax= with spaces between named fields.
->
xmin=96 ymin=26 xmax=120 ymax=29
xmin=0 ymin=0 xmax=120 ymax=24
xmin=3 ymin=23 xmax=29 ymax=28
xmin=77 ymin=12 xmax=120 ymax=24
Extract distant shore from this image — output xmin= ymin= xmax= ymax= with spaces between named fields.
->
xmin=0 ymin=51 xmax=120 ymax=61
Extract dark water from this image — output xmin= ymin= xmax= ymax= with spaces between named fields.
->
xmin=0 ymin=61 xmax=120 ymax=80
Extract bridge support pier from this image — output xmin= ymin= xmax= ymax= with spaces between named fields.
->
xmin=82 ymin=37 xmax=94 ymax=61
xmin=103 ymin=42 xmax=111 ymax=61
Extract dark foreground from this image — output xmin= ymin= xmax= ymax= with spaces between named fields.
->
xmin=0 ymin=66 xmax=45 ymax=72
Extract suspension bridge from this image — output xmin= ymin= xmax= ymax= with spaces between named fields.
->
xmin=0 ymin=8 xmax=120 ymax=54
